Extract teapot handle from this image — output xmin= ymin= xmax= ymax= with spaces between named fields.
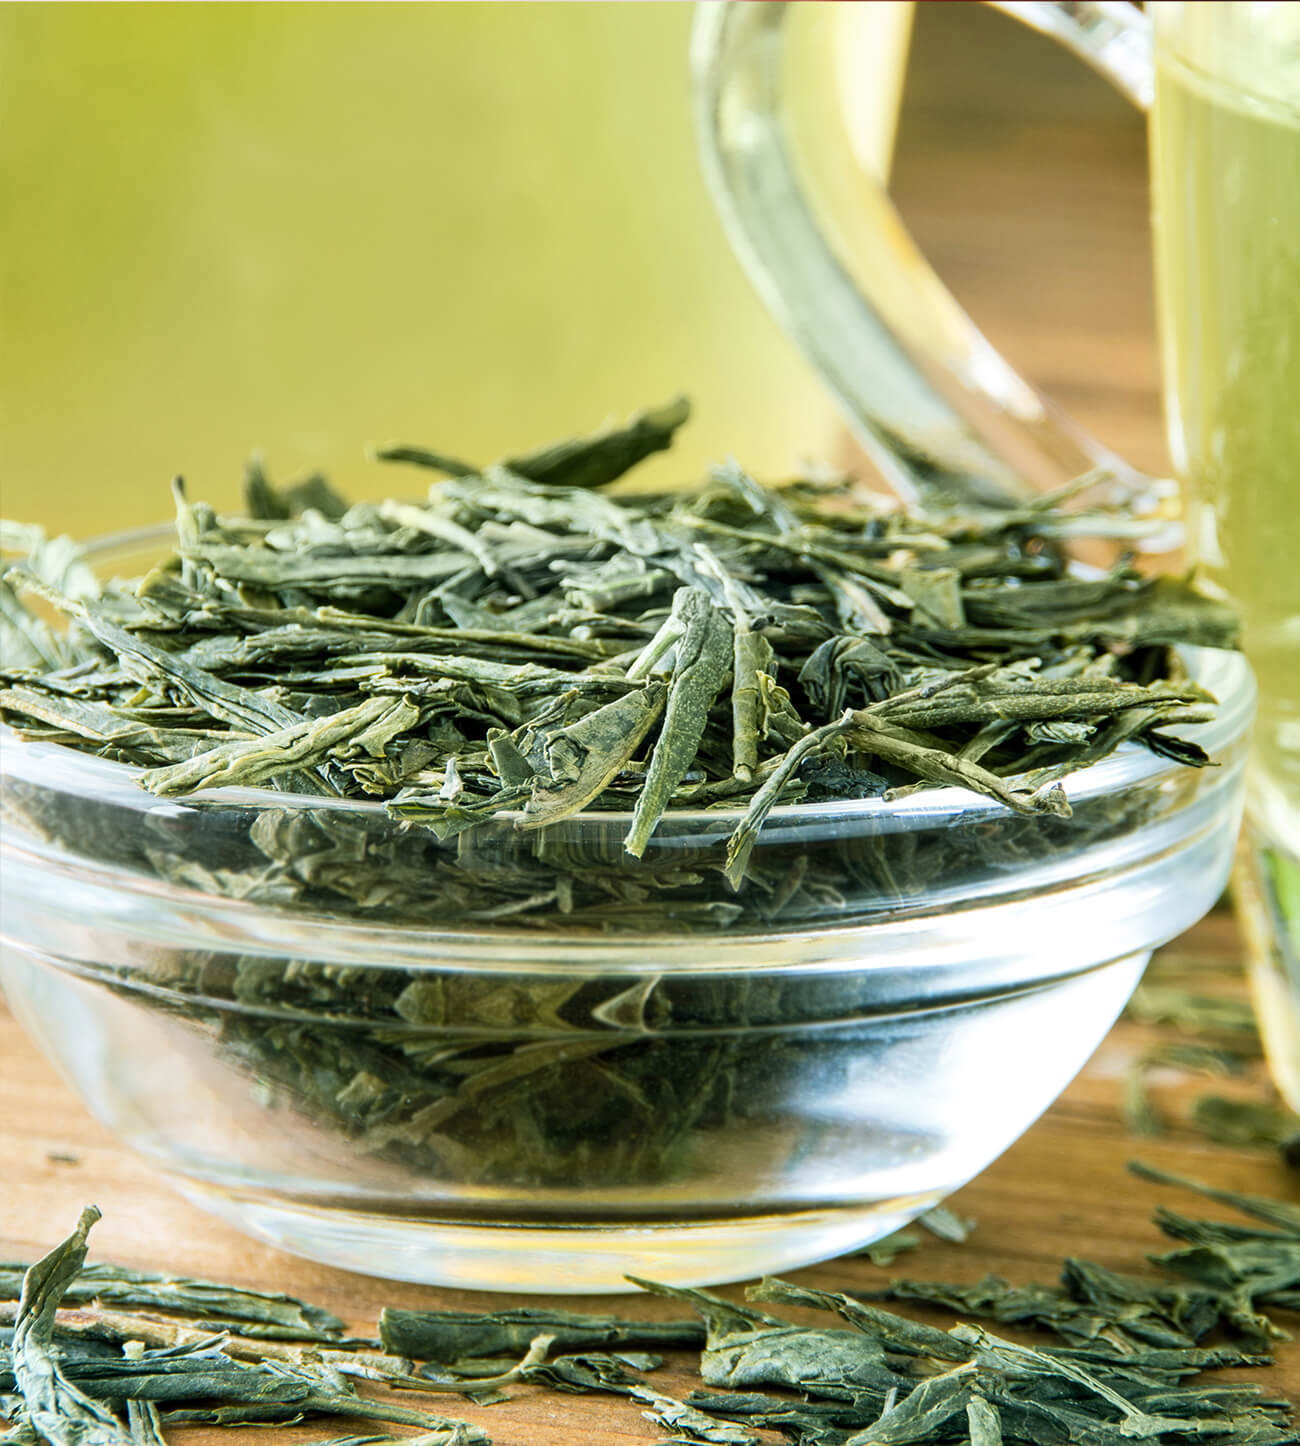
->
xmin=691 ymin=0 xmax=1166 ymax=516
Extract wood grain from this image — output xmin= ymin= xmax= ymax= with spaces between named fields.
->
xmin=894 ymin=0 xmax=1165 ymax=475
xmin=4 ymin=4 xmax=1296 ymax=1440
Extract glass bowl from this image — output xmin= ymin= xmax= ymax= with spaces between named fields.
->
xmin=0 ymin=534 xmax=1255 ymax=1292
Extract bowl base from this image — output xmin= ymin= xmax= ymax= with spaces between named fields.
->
xmin=167 ymin=1176 xmax=946 ymax=1293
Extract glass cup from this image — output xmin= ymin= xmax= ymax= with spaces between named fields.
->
xmin=1149 ymin=4 xmax=1300 ymax=1109
xmin=694 ymin=0 xmax=1299 ymax=1106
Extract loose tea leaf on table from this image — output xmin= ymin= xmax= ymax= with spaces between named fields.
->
xmin=1192 ymin=1095 xmax=1300 ymax=1150
xmin=1117 ymin=944 xmax=1300 ymax=1154
xmin=623 ymin=1259 xmax=1297 ymax=1444
xmin=853 ymin=1207 xmax=976 ymax=1267
xmin=8 ymin=1205 xmax=129 ymax=1446
xmin=379 ymin=1306 xmax=702 ymax=1363
xmin=0 ymin=1261 xmax=346 ymax=1343
xmin=294 ymin=1436 xmax=488 ymax=1446
xmin=1130 ymin=1161 xmax=1300 ymax=1235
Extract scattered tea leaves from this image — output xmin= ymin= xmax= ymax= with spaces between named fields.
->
xmin=2 ymin=1211 xmax=486 ymax=1445
xmin=6 ymin=1177 xmax=1300 ymax=1446
xmin=1118 ymin=946 xmax=1300 ymax=1156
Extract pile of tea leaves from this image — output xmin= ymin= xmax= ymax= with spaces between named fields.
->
xmin=0 ymin=398 xmax=1238 ymax=891
xmin=4 ymin=1165 xmax=1299 ymax=1445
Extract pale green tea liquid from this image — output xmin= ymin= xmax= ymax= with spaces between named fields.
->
xmin=1151 ymin=27 xmax=1300 ymax=1104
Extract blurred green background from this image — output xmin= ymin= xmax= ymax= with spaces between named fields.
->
xmin=0 ymin=2 xmax=836 ymax=538
xmin=1 ymin=3 xmax=1160 ymax=541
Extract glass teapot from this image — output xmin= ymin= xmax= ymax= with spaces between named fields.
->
xmin=693 ymin=0 xmax=1300 ymax=1107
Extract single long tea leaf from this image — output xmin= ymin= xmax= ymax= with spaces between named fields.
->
xmin=10 ymin=1206 xmax=130 ymax=1446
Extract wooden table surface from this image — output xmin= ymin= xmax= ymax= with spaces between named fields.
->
xmin=4 ymin=4 xmax=1296 ymax=1440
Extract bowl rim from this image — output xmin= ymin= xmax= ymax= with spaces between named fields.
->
xmin=0 ymin=521 xmax=1257 ymax=831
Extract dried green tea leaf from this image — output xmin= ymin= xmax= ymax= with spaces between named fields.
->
xmin=516 ymin=1351 xmax=650 ymax=1398
xmin=1124 ymin=1055 xmax=1169 ymax=1139
xmin=845 ymin=715 xmax=1067 ymax=818
xmin=486 ymin=732 xmax=535 ymax=788
xmin=723 ymin=712 xmax=855 ymax=888
xmin=1191 ymin=1096 xmax=1300 ymax=1150
xmin=798 ymin=635 xmax=899 ymax=722
xmin=294 ymin=1436 xmax=485 ymax=1446
xmin=747 ymin=1279 xmax=972 ymax=1363
xmin=140 ymin=696 xmax=419 ymax=797
xmin=0 ymin=522 xmax=99 ymax=603
xmin=1128 ymin=1163 xmax=1300 ymax=1236
xmin=0 ymin=575 xmax=72 ymax=672
xmin=243 ymin=459 xmax=350 ymax=522
xmin=0 ymin=1264 xmax=345 ymax=1341
xmin=77 ymin=613 xmax=308 ymax=740
xmin=1125 ymin=985 xmax=1261 ymax=1044
xmin=862 ymin=1273 xmax=1136 ymax=1349
xmin=73 ymin=1346 xmax=487 ymax=1436
xmin=124 ymin=1399 xmax=165 ymax=1446
xmin=380 ymin=500 xmax=502 ymax=579
xmin=379 ymin=1306 xmax=702 ymax=1364
xmin=629 ymin=1276 xmax=903 ymax=1403
xmin=842 ymin=1362 xmax=975 ymax=1445
xmin=625 ymin=1279 xmax=785 ymax=1345
xmin=917 ymin=1206 xmax=976 ymax=1244
xmin=682 ymin=1389 xmax=875 ymax=1445
xmin=370 ymin=444 xmax=479 ymax=478
xmin=631 ymin=1385 xmax=761 ymax=1445
xmin=729 ymin=624 xmax=774 ymax=783
xmin=954 ymin=1322 xmax=1201 ymax=1439
xmin=900 ymin=565 xmax=965 ymax=631
xmin=853 ymin=1230 xmax=921 ymax=1268
xmin=9 ymin=1206 xmax=130 ymax=1446
xmin=502 ymin=396 xmax=691 ymax=491
xmin=965 ymin=1394 xmax=1002 ymax=1446
xmin=624 ymin=589 xmax=732 ymax=858
xmin=520 ymin=685 xmax=666 ymax=828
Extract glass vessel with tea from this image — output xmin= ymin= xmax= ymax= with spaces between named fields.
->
xmin=697 ymin=0 xmax=1297 ymax=1106
xmin=1149 ymin=1 xmax=1300 ymax=1108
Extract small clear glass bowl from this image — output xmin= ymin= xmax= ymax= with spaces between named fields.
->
xmin=0 ymin=530 xmax=1255 ymax=1291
